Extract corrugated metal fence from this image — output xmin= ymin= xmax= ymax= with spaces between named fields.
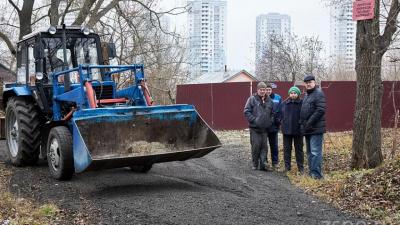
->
xmin=176 ymin=81 xmax=400 ymax=132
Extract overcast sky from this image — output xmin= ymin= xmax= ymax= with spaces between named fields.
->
xmin=160 ymin=0 xmax=331 ymax=72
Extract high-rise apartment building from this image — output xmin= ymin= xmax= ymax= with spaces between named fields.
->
xmin=330 ymin=1 xmax=356 ymax=71
xmin=187 ymin=0 xmax=227 ymax=77
xmin=255 ymin=13 xmax=291 ymax=62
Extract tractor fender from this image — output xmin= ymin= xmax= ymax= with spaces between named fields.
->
xmin=2 ymin=86 xmax=32 ymax=110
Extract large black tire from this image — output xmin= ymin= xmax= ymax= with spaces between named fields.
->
xmin=130 ymin=164 xmax=153 ymax=173
xmin=5 ymin=97 xmax=42 ymax=166
xmin=47 ymin=126 xmax=74 ymax=180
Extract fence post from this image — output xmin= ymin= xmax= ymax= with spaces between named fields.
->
xmin=250 ymin=81 xmax=253 ymax=96
xmin=392 ymin=109 xmax=399 ymax=159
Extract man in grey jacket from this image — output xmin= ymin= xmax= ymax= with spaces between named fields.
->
xmin=244 ymin=82 xmax=274 ymax=171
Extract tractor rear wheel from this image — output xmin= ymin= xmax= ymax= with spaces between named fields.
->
xmin=47 ymin=126 xmax=74 ymax=180
xmin=5 ymin=97 xmax=42 ymax=166
xmin=130 ymin=164 xmax=153 ymax=173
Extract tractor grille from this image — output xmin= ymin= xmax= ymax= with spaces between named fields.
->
xmin=93 ymin=85 xmax=114 ymax=99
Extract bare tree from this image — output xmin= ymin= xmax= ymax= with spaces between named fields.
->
xmin=327 ymin=56 xmax=357 ymax=80
xmin=92 ymin=0 xmax=189 ymax=104
xmin=0 ymin=0 xmax=186 ymax=60
xmin=351 ymin=0 xmax=400 ymax=168
xmin=323 ymin=0 xmax=400 ymax=168
xmin=256 ymin=34 xmax=282 ymax=81
xmin=302 ymin=36 xmax=326 ymax=76
xmin=256 ymin=33 xmax=326 ymax=82
xmin=382 ymin=49 xmax=400 ymax=80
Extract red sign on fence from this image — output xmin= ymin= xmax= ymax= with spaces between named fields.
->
xmin=353 ymin=0 xmax=375 ymax=21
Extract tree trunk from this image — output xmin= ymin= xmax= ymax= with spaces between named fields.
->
xmin=49 ymin=0 xmax=61 ymax=26
xmin=73 ymin=0 xmax=97 ymax=26
xmin=352 ymin=51 xmax=384 ymax=168
xmin=352 ymin=0 xmax=384 ymax=169
xmin=18 ymin=1 xmax=34 ymax=40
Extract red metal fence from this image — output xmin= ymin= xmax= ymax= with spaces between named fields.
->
xmin=176 ymin=81 xmax=400 ymax=132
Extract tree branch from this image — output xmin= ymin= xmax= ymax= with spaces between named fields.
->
xmin=87 ymin=0 xmax=119 ymax=27
xmin=33 ymin=3 xmax=51 ymax=12
xmin=114 ymin=4 xmax=146 ymax=56
xmin=381 ymin=0 xmax=390 ymax=16
xmin=380 ymin=0 xmax=400 ymax=50
xmin=159 ymin=6 xmax=188 ymax=16
xmin=0 ymin=23 xmax=19 ymax=29
xmin=73 ymin=0 xmax=97 ymax=25
xmin=31 ymin=14 xmax=48 ymax=25
xmin=61 ymin=0 xmax=76 ymax=25
xmin=8 ymin=0 xmax=20 ymax=13
xmin=48 ymin=0 xmax=61 ymax=26
xmin=0 ymin=31 xmax=16 ymax=55
xmin=91 ymin=0 xmax=105 ymax=17
xmin=129 ymin=0 xmax=182 ymax=37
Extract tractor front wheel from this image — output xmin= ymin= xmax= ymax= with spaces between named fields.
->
xmin=47 ymin=126 xmax=74 ymax=180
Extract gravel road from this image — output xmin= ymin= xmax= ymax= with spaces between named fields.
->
xmin=0 ymin=134 xmax=367 ymax=225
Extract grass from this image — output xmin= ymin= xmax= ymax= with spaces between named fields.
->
xmin=0 ymin=164 xmax=61 ymax=225
xmin=286 ymin=129 xmax=400 ymax=225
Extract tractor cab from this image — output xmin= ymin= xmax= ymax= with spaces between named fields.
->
xmin=12 ymin=26 xmax=119 ymax=118
xmin=16 ymin=26 xmax=108 ymax=86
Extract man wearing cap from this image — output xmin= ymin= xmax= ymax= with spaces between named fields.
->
xmin=244 ymin=82 xmax=274 ymax=171
xmin=300 ymin=75 xmax=326 ymax=179
xmin=265 ymin=83 xmax=282 ymax=170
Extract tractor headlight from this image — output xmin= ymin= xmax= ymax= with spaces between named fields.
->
xmin=48 ymin=26 xmax=57 ymax=35
xmin=81 ymin=26 xmax=90 ymax=35
xmin=35 ymin=72 xmax=44 ymax=80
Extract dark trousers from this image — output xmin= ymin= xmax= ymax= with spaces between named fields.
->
xmin=267 ymin=132 xmax=279 ymax=166
xmin=283 ymin=135 xmax=304 ymax=171
xmin=250 ymin=128 xmax=268 ymax=170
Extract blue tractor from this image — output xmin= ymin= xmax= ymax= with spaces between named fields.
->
xmin=2 ymin=26 xmax=221 ymax=180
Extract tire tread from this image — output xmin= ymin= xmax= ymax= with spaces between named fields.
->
xmin=47 ymin=126 xmax=74 ymax=180
xmin=5 ymin=97 xmax=43 ymax=166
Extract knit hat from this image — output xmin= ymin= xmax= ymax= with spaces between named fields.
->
xmin=288 ymin=86 xmax=301 ymax=96
xmin=257 ymin=82 xmax=267 ymax=89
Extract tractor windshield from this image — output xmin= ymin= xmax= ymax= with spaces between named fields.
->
xmin=41 ymin=37 xmax=101 ymax=81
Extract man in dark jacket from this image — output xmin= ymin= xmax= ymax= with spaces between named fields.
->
xmin=300 ymin=75 xmax=326 ymax=179
xmin=244 ymin=82 xmax=274 ymax=171
xmin=281 ymin=86 xmax=304 ymax=173
xmin=266 ymin=83 xmax=282 ymax=170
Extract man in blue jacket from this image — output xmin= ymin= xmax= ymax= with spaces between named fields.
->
xmin=244 ymin=82 xmax=274 ymax=171
xmin=266 ymin=83 xmax=282 ymax=170
xmin=300 ymin=75 xmax=326 ymax=179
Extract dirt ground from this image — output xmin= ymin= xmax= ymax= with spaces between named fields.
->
xmin=0 ymin=131 xmax=371 ymax=225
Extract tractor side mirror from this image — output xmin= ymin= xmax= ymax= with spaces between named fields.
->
xmin=107 ymin=43 xmax=117 ymax=59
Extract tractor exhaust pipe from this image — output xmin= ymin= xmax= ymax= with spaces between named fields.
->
xmin=61 ymin=24 xmax=71 ymax=91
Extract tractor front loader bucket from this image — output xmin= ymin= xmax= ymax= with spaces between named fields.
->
xmin=71 ymin=105 xmax=221 ymax=173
